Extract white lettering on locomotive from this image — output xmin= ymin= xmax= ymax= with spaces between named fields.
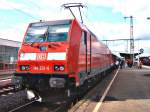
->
xmin=36 ymin=53 xmax=47 ymax=60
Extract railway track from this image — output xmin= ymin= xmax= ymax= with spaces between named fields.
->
xmin=0 ymin=77 xmax=65 ymax=112
xmin=0 ymin=86 xmax=14 ymax=96
xmin=8 ymin=101 xmax=66 ymax=112
xmin=0 ymin=76 xmax=12 ymax=81
xmin=8 ymin=99 xmax=37 ymax=112
xmin=0 ymin=78 xmax=14 ymax=96
xmin=5 ymin=70 xmax=116 ymax=112
xmin=0 ymin=68 xmax=118 ymax=112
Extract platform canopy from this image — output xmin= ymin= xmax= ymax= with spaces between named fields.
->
xmin=120 ymin=52 xmax=141 ymax=59
xmin=0 ymin=38 xmax=21 ymax=47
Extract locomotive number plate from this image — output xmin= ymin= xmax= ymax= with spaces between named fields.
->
xmin=33 ymin=66 xmax=50 ymax=71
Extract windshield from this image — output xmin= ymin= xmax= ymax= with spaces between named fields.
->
xmin=24 ymin=23 xmax=70 ymax=43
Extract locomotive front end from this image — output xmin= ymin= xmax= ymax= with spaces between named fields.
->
xmin=13 ymin=20 xmax=73 ymax=97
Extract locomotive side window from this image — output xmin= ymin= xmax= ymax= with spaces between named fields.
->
xmin=81 ymin=32 xmax=84 ymax=45
xmin=24 ymin=23 xmax=70 ymax=43
xmin=84 ymin=31 xmax=87 ymax=45
xmin=81 ymin=31 xmax=87 ymax=45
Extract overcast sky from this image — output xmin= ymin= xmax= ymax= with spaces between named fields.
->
xmin=0 ymin=0 xmax=150 ymax=56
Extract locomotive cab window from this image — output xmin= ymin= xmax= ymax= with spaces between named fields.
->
xmin=47 ymin=24 xmax=70 ymax=42
xmin=24 ymin=23 xmax=70 ymax=43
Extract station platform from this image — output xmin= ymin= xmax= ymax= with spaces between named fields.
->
xmin=142 ymin=65 xmax=150 ymax=69
xmin=99 ymin=67 xmax=150 ymax=112
xmin=72 ymin=67 xmax=150 ymax=112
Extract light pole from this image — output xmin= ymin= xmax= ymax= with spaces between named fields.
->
xmin=124 ymin=16 xmax=134 ymax=65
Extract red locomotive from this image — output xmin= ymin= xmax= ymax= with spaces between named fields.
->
xmin=13 ymin=19 xmax=114 ymax=102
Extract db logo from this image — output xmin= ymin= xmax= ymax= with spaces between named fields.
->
xmin=36 ymin=53 xmax=47 ymax=60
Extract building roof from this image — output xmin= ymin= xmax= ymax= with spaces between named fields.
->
xmin=0 ymin=38 xmax=21 ymax=47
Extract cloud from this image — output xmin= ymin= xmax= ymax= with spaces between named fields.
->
xmin=113 ymin=0 xmax=150 ymax=17
xmin=86 ymin=0 xmax=118 ymax=7
xmin=0 ymin=0 xmax=150 ymax=56
xmin=85 ymin=21 xmax=130 ymax=40
xmin=0 ymin=0 xmax=23 ymax=10
xmin=86 ymin=0 xmax=150 ymax=17
xmin=0 ymin=23 xmax=28 ymax=42
xmin=137 ymin=34 xmax=150 ymax=40
xmin=29 ymin=0 xmax=87 ymax=20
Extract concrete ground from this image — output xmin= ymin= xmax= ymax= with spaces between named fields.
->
xmin=100 ymin=68 xmax=150 ymax=112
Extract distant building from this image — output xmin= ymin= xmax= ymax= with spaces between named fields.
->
xmin=0 ymin=38 xmax=21 ymax=72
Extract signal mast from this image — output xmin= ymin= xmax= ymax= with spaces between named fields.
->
xmin=124 ymin=16 xmax=134 ymax=64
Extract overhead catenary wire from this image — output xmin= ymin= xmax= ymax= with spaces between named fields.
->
xmin=82 ymin=9 xmax=107 ymax=41
xmin=0 ymin=1 xmax=41 ymax=38
xmin=27 ymin=0 xmax=41 ymax=10
xmin=83 ymin=7 xmax=149 ymax=55
xmin=82 ymin=9 xmax=130 ymax=53
xmin=0 ymin=1 xmax=39 ymax=20
xmin=10 ymin=7 xmax=39 ymax=20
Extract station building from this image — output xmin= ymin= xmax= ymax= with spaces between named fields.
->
xmin=0 ymin=38 xmax=21 ymax=72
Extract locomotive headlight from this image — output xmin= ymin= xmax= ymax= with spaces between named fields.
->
xmin=21 ymin=66 xmax=26 ymax=70
xmin=54 ymin=65 xmax=65 ymax=71
xmin=60 ymin=66 xmax=65 ymax=71
xmin=54 ymin=65 xmax=59 ymax=71
xmin=20 ymin=65 xmax=30 ymax=71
